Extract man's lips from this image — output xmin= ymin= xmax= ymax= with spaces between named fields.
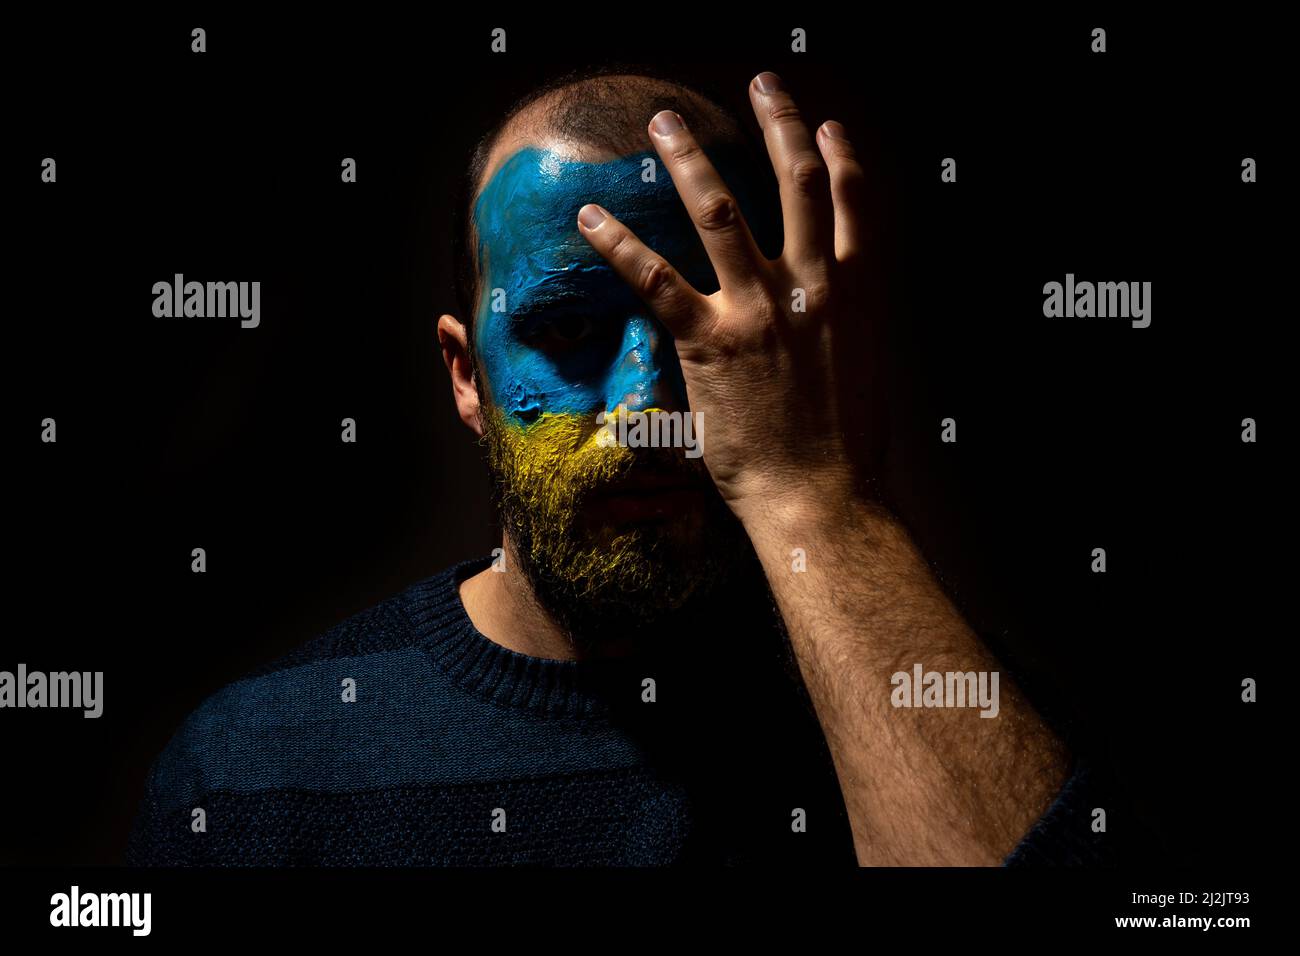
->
xmin=591 ymin=474 xmax=705 ymax=496
xmin=585 ymin=474 xmax=709 ymax=522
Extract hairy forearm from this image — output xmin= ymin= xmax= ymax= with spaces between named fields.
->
xmin=741 ymin=492 xmax=1070 ymax=866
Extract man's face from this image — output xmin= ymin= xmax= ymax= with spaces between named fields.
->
xmin=470 ymin=141 xmax=768 ymax=644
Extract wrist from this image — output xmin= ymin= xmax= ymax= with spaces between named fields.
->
xmin=734 ymin=476 xmax=897 ymax=549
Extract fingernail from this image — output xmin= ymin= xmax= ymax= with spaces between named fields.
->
xmin=578 ymin=204 xmax=606 ymax=229
xmin=821 ymin=120 xmax=847 ymax=140
xmin=754 ymin=72 xmax=782 ymax=94
xmin=651 ymin=110 xmax=684 ymax=135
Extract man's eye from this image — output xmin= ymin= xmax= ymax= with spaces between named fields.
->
xmin=542 ymin=313 xmax=594 ymax=343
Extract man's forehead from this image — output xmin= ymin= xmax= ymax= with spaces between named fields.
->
xmin=478 ymin=126 xmax=629 ymax=202
xmin=471 ymin=142 xmax=707 ymax=314
xmin=468 ymin=123 xmax=776 ymax=300
xmin=473 ymin=137 xmax=674 ymax=232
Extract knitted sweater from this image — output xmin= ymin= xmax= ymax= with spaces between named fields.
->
xmin=124 ymin=556 xmax=1109 ymax=866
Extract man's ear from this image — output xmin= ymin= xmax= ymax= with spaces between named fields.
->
xmin=437 ymin=314 xmax=483 ymax=437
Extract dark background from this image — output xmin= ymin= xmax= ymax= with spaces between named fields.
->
xmin=7 ymin=12 xmax=1277 ymax=868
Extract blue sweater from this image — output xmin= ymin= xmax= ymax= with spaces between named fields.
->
xmin=125 ymin=556 xmax=1108 ymax=866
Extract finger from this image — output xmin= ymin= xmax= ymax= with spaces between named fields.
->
xmin=748 ymin=71 xmax=835 ymax=271
xmin=646 ymin=109 xmax=768 ymax=296
xmin=576 ymin=203 xmax=711 ymax=339
xmin=815 ymin=120 xmax=870 ymax=265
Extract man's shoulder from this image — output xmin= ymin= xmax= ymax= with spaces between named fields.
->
xmin=245 ymin=565 xmax=473 ymax=678
xmin=244 ymin=595 xmax=406 ymax=682
xmin=142 ymin=564 xmax=481 ymax=809
xmin=123 ymin=560 xmax=506 ymax=864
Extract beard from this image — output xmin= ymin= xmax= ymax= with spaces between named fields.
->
xmin=478 ymin=403 xmax=754 ymax=654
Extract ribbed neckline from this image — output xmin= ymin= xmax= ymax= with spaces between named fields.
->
xmin=401 ymin=556 xmax=636 ymax=718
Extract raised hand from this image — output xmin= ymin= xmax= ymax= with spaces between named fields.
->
xmin=577 ymin=70 xmax=878 ymax=524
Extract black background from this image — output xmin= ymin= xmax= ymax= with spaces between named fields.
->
xmin=7 ymin=9 xmax=1278 ymax=885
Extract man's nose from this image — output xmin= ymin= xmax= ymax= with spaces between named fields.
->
xmin=606 ymin=314 xmax=688 ymax=412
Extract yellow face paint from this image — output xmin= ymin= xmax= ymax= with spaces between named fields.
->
xmin=483 ymin=407 xmax=657 ymax=594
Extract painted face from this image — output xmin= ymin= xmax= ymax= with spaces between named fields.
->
xmin=469 ymin=143 xmax=773 ymax=643
xmin=474 ymin=146 xmax=723 ymax=424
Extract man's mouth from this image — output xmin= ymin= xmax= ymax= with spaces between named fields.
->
xmin=585 ymin=473 xmax=709 ymax=523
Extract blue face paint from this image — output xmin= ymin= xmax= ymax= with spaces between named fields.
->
xmin=471 ymin=145 xmax=776 ymax=426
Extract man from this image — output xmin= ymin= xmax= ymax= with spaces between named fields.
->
xmin=126 ymin=68 xmax=1110 ymax=866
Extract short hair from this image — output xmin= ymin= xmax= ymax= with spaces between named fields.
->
xmin=449 ymin=66 xmax=762 ymax=344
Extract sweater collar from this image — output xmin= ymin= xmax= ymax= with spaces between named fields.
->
xmin=402 ymin=556 xmax=647 ymax=718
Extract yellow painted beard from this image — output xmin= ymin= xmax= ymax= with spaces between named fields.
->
xmin=479 ymin=405 xmax=740 ymax=632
